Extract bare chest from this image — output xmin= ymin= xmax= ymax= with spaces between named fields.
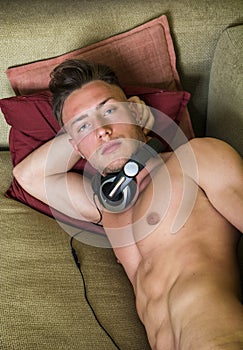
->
xmin=132 ymin=161 xmax=239 ymax=256
xmin=132 ymin=164 xmax=199 ymax=246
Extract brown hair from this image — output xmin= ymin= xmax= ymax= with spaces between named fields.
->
xmin=49 ymin=59 xmax=121 ymax=126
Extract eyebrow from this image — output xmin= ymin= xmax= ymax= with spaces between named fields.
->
xmin=70 ymin=97 xmax=114 ymax=127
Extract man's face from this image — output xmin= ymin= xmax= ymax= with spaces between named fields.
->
xmin=62 ymin=80 xmax=146 ymax=174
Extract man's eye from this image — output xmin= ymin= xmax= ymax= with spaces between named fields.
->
xmin=78 ymin=123 xmax=88 ymax=132
xmin=104 ymin=107 xmax=115 ymax=116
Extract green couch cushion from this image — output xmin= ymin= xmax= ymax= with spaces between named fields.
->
xmin=0 ymin=152 xmax=150 ymax=349
xmin=0 ymin=154 xmax=121 ymax=350
xmin=207 ymin=25 xmax=243 ymax=157
xmin=72 ymin=238 xmax=151 ymax=350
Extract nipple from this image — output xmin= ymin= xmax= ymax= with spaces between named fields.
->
xmin=146 ymin=212 xmax=160 ymax=225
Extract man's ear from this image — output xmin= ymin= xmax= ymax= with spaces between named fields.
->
xmin=69 ymin=138 xmax=84 ymax=158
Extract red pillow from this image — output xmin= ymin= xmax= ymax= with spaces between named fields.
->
xmin=0 ymin=87 xmax=191 ymax=234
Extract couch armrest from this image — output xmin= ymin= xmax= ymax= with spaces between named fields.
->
xmin=206 ymin=25 xmax=243 ymax=157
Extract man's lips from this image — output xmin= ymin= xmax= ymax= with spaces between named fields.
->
xmin=101 ymin=140 xmax=122 ymax=155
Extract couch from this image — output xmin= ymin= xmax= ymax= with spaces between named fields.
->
xmin=1 ymin=1 xmax=243 ymax=349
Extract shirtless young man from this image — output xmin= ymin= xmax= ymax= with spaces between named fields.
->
xmin=13 ymin=59 xmax=243 ymax=350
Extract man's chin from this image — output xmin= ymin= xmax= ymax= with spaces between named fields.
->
xmin=101 ymin=158 xmax=128 ymax=175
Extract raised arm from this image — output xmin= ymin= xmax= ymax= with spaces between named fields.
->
xmin=13 ymin=133 xmax=100 ymax=222
xmin=181 ymin=137 xmax=243 ymax=233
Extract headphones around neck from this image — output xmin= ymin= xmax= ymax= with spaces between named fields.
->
xmin=91 ymin=138 xmax=166 ymax=212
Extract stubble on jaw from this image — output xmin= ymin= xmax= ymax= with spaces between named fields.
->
xmin=96 ymin=134 xmax=147 ymax=175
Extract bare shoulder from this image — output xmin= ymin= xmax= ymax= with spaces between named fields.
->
xmin=176 ymin=137 xmax=242 ymax=169
xmin=187 ymin=137 xmax=241 ymax=157
xmin=176 ymin=137 xmax=243 ymax=189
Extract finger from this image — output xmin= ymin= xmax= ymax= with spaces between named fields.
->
xmin=127 ymin=96 xmax=154 ymax=132
xmin=144 ymin=109 xmax=154 ymax=131
xmin=128 ymin=96 xmax=145 ymax=125
xmin=127 ymin=96 xmax=144 ymax=104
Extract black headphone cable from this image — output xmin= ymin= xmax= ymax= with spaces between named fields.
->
xmin=70 ymin=235 xmax=121 ymax=350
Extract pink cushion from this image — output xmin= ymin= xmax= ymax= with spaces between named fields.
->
xmin=7 ymin=15 xmax=180 ymax=96
xmin=0 ymin=87 xmax=191 ymax=234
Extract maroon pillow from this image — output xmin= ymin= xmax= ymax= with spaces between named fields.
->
xmin=0 ymin=87 xmax=191 ymax=234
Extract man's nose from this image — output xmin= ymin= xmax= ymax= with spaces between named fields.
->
xmin=96 ymin=124 xmax=112 ymax=140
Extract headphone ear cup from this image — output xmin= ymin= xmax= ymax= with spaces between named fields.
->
xmin=91 ymin=138 xmax=164 ymax=212
xmin=92 ymin=173 xmax=117 ymax=197
xmin=91 ymin=172 xmax=138 ymax=212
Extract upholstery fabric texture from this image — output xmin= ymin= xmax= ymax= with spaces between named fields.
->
xmin=6 ymin=15 xmax=179 ymax=95
xmin=207 ymin=25 xmax=243 ymax=157
xmin=0 ymin=151 xmax=150 ymax=349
